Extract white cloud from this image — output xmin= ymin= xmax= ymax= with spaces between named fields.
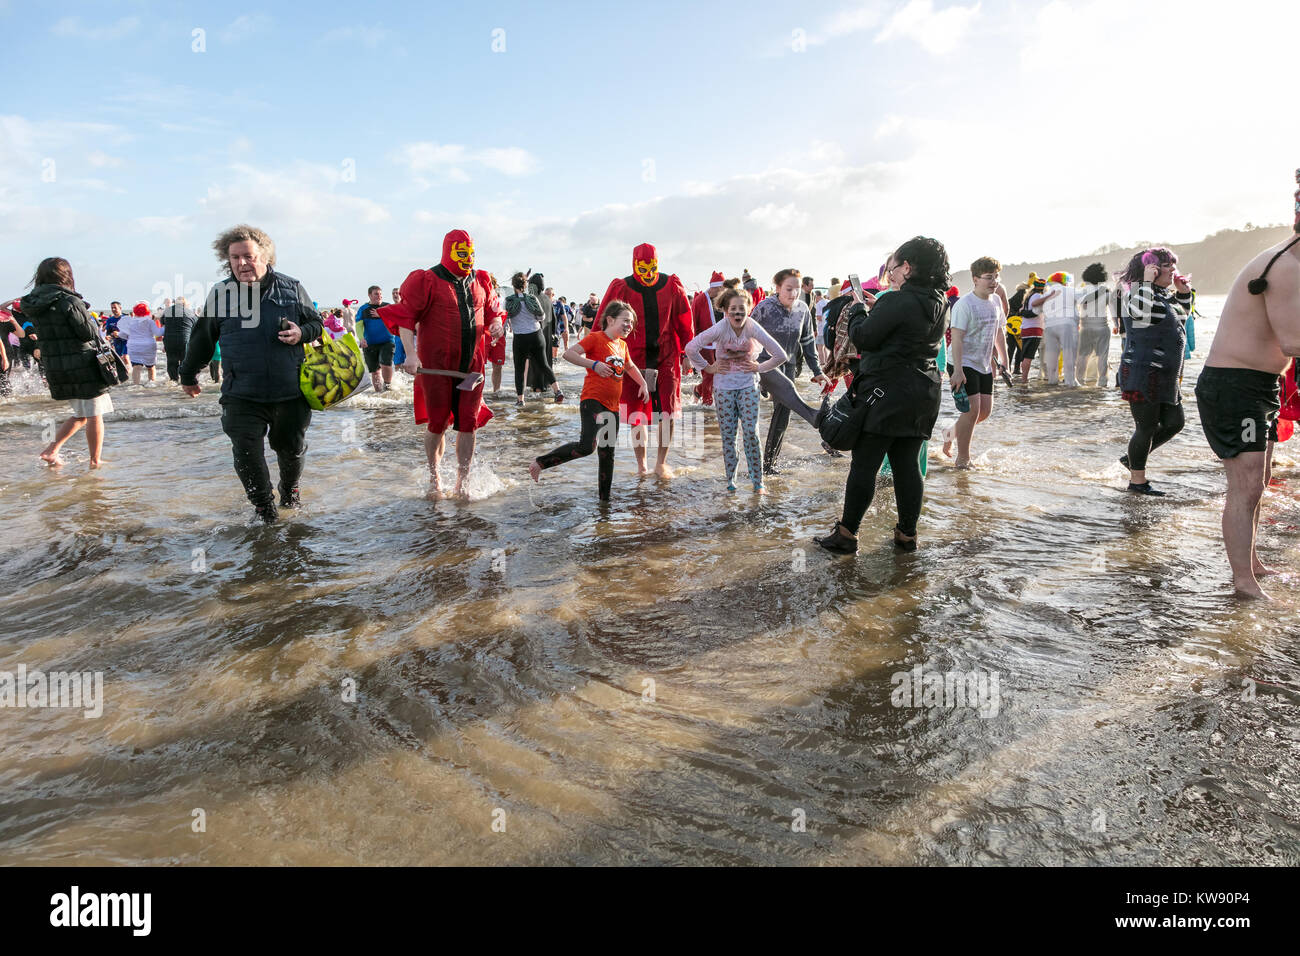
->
xmin=392 ymin=142 xmax=538 ymax=185
xmin=876 ymin=0 xmax=980 ymax=55
xmin=197 ymin=160 xmax=391 ymax=227
xmin=51 ymin=16 xmax=141 ymax=42
xmin=87 ymin=151 xmax=123 ymax=168
xmin=220 ymin=14 xmax=272 ymax=44
xmin=746 ymin=202 xmax=809 ymax=231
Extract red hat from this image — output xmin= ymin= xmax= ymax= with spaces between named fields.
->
xmin=708 ymin=270 xmax=724 ymax=288
xmin=10 ymin=299 xmax=20 ymax=312
xmin=132 ymin=302 xmax=151 ymax=317
xmin=441 ymin=229 xmax=475 ymax=277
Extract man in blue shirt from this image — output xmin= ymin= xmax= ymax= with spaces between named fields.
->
xmin=356 ymin=284 xmax=393 ymax=392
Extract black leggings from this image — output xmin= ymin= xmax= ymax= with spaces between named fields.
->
xmin=513 ymin=329 xmax=554 ymax=394
xmin=840 ymin=432 xmax=926 ymax=536
xmin=1006 ymin=332 xmax=1021 ymax=369
xmin=165 ymin=342 xmax=187 ymax=382
xmin=1127 ymin=400 xmax=1184 ymax=471
xmin=536 ymin=399 xmax=619 ymax=500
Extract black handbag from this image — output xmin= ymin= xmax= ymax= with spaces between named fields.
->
xmin=818 ymin=377 xmax=886 ymax=451
xmin=94 ymin=338 xmax=129 ymax=386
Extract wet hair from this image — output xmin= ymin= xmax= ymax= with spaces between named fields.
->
xmin=31 ymin=257 xmax=75 ymax=291
xmin=601 ymin=299 xmax=636 ymax=330
xmin=970 ymin=256 xmax=1001 ymax=277
xmin=893 ymin=236 xmax=950 ymax=290
xmin=1119 ymin=246 xmax=1177 ymax=286
xmin=772 ymin=268 xmax=801 ymax=288
xmin=213 ymin=224 xmax=276 ymax=273
xmin=511 ymin=271 xmax=527 ymax=291
xmin=367 ymin=285 xmax=381 ymax=294
xmin=716 ymin=288 xmax=753 ymax=314
xmin=1081 ymin=262 xmax=1109 ymax=284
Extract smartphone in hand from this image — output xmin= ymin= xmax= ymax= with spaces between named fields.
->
xmin=846 ymin=274 xmax=864 ymax=303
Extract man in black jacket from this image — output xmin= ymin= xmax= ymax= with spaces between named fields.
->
xmin=180 ymin=224 xmax=323 ymax=523
xmin=161 ymin=296 xmax=198 ymax=384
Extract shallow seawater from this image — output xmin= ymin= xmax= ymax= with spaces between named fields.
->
xmin=1 ymin=304 xmax=1298 ymax=865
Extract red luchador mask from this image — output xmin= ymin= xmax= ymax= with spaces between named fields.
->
xmin=442 ymin=229 xmax=475 ymax=277
xmin=632 ymin=242 xmax=658 ymax=286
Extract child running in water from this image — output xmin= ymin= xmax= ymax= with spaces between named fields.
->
xmin=685 ymin=287 xmax=788 ymax=492
xmin=528 ymin=300 xmax=649 ymax=501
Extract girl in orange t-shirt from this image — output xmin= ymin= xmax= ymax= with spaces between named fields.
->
xmin=528 ymin=300 xmax=649 ymax=501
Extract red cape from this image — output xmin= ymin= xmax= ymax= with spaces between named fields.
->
xmin=597 ymin=273 xmax=692 ymax=418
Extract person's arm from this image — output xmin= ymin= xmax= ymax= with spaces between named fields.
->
xmin=850 ymin=295 xmax=905 ymax=352
xmin=561 ymin=341 xmax=589 ymax=368
xmin=179 ymin=308 xmax=219 ymax=392
xmin=292 ymin=282 xmax=324 ymax=344
xmin=1263 ymin=253 xmax=1300 ymax=355
xmin=749 ymin=322 xmax=789 ymax=374
xmin=948 ymin=328 xmax=966 ymax=391
xmin=684 ymin=320 xmax=724 ymax=370
xmin=798 ymin=307 xmax=824 ymax=379
xmin=995 ymin=282 xmax=1010 ymax=316
xmin=993 ymin=305 xmax=1009 ymax=369
xmin=623 ymin=354 xmax=649 ymax=400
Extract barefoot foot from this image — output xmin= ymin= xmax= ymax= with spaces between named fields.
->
xmin=528 ymin=460 xmax=542 ymax=482
xmin=39 ymin=449 xmax=64 ymax=466
xmin=1233 ymin=578 xmax=1272 ymax=601
xmin=655 ymin=463 xmax=675 ymax=480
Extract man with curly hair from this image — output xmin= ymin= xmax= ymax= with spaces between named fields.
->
xmin=180 ymin=224 xmax=323 ymax=523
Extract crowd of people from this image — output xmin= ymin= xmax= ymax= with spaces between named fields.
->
xmin=10 ymin=203 xmax=1300 ymax=600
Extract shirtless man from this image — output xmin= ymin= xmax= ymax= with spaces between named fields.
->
xmin=1194 ymin=230 xmax=1300 ymax=599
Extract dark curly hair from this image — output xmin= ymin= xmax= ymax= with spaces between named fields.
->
xmin=893 ymin=236 xmax=949 ymax=291
xmin=1082 ymin=262 xmax=1108 ymax=284
xmin=1119 ymin=246 xmax=1177 ymax=286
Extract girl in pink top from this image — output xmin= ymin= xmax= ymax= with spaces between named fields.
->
xmin=685 ymin=287 xmax=788 ymax=492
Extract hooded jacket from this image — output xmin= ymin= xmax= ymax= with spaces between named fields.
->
xmin=845 ymin=282 xmax=946 ymax=438
xmin=19 ymin=284 xmax=108 ymax=401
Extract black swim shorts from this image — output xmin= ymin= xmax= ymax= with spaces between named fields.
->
xmin=947 ymin=365 xmax=994 ymax=395
xmin=1193 ymin=365 xmax=1281 ymax=459
xmin=364 ymin=341 xmax=395 ymax=373
xmin=1019 ymin=336 xmax=1041 ymax=362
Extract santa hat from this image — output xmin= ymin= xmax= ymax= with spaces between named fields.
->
xmin=132 ymin=302 xmax=151 ymax=317
xmin=946 ymin=286 xmax=960 ymax=300
xmin=708 ymin=270 xmax=724 ymax=289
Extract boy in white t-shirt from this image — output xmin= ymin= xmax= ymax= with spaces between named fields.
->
xmin=944 ymin=256 xmax=1010 ymax=468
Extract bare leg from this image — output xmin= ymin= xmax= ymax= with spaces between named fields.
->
xmin=424 ymin=429 xmax=446 ymax=498
xmin=655 ymin=415 xmax=675 ymax=478
xmin=147 ymin=365 xmax=157 ymax=383
xmin=382 ymin=365 xmax=393 ymax=387
xmin=454 ymin=430 xmax=475 ymax=498
xmin=41 ymin=416 xmax=85 ymax=465
xmin=491 ymin=363 xmax=503 ymax=395
xmin=1254 ymin=441 xmax=1276 ymax=577
xmin=1223 ymin=452 xmax=1269 ymax=599
xmin=631 ymin=420 xmax=650 ymax=475
xmin=85 ymin=415 xmax=104 ymax=468
xmin=131 ymin=365 xmax=143 ymax=385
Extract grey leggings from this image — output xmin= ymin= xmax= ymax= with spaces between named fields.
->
xmin=757 ymin=367 xmax=820 ymax=464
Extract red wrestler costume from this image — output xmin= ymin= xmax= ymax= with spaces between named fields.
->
xmin=483 ymin=273 xmax=507 ymax=370
xmin=597 ymin=242 xmax=692 ymax=424
xmin=381 ymin=229 xmax=504 ymax=433
xmin=689 ymin=270 xmax=725 ymax=406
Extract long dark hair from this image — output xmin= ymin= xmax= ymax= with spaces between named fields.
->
xmin=893 ymin=236 xmax=949 ymax=291
xmin=31 ymin=257 xmax=76 ymax=292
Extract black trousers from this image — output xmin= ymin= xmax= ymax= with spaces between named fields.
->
xmin=220 ymin=396 xmax=312 ymax=508
xmin=164 ymin=341 xmax=187 ymax=382
xmin=513 ymin=329 xmax=554 ymax=394
xmin=536 ymin=399 xmax=619 ymax=500
xmin=1127 ymin=400 xmax=1184 ymax=471
xmin=840 ymin=432 xmax=926 ymax=536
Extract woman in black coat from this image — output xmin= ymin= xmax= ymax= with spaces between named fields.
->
xmin=20 ymin=257 xmax=113 ymax=468
xmin=816 ymin=237 xmax=949 ymax=554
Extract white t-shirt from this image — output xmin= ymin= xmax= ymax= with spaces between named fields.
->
xmin=949 ymin=292 xmax=1004 ymax=375
xmin=1041 ymin=284 xmax=1079 ymax=329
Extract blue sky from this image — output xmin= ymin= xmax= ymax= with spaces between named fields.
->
xmin=3 ymin=0 xmax=1297 ymax=308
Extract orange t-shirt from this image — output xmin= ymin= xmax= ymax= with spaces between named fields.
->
xmin=578 ymin=331 xmax=630 ymax=412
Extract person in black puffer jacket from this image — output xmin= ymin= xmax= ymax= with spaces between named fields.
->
xmin=161 ymin=296 xmax=198 ymax=383
xmin=816 ymin=236 xmax=949 ymax=555
xmin=20 ymin=257 xmax=113 ymax=468
xmin=179 ymin=224 xmax=324 ymax=523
